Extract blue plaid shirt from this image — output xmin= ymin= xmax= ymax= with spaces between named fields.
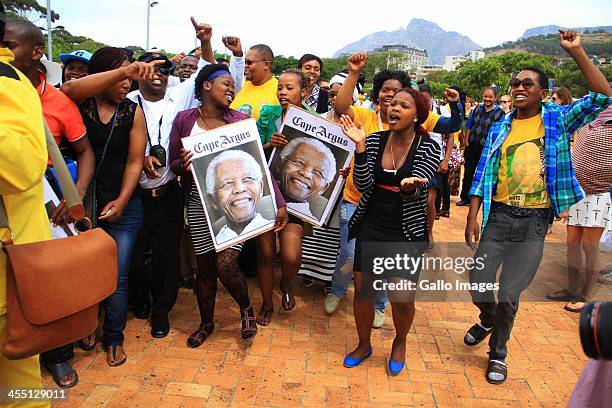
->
xmin=470 ymin=92 xmax=611 ymax=232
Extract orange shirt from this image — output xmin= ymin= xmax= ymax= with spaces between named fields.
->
xmin=36 ymin=71 xmax=86 ymax=147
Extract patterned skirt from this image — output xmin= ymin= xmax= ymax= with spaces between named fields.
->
xmin=567 ymin=192 xmax=611 ymax=231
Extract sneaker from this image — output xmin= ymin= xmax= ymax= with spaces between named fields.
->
xmin=373 ymin=310 xmax=386 ymax=328
xmin=324 ymin=293 xmax=341 ymax=314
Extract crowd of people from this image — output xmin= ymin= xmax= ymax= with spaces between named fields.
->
xmin=1 ymin=2 xmax=611 ymax=403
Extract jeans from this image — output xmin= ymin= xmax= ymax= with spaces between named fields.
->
xmin=469 ymin=206 xmax=549 ymax=360
xmin=100 ymin=197 xmax=143 ymax=347
xmin=435 ymin=172 xmax=450 ymax=212
xmin=129 ymin=182 xmax=184 ymax=325
xmin=330 ymin=199 xmax=388 ymax=312
xmin=460 ymin=146 xmax=482 ymax=202
xmin=40 ymin=343 xmax=73 ymax=365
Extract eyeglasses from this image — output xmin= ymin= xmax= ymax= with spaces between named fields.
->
xmin=214 ymin=176 xmax=260 ymax=193
xmin=281 ymin=156 xmax=333 ymax=183
xmin=509 ymin=77 xmax=538 ymax=90
xmin=153 ymin=66 xmax=172 ymax=76
xmin=245 ymin=59 xmax=268 ymax=66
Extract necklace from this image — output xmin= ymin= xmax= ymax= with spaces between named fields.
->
xmin=197 ymin=107 xmax=209 ymax=130
xmin=389 ymin=132 xmax=415 ymax=175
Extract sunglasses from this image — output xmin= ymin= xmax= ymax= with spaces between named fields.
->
xmin=552 ymin=96 xmax=557 ymax=102
xmin=245 ymin=59 xmax=268 ymax=66
xmin=500 ymin=100 xmax=511 ymax=104
xmin=155 ymin=67 xmax=172 ymax=76
xmin=509 ymin=77 xmax=538 ymax=89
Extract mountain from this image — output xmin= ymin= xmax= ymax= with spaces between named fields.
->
xmin=333 ymin=19 xmax=482 ymax=65
xmin=521 ymin=25 xmax=612 ymax=39
xmin=485 ymin=32 xmax=612 ymax=58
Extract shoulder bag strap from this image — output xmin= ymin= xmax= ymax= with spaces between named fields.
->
xmin=0 ymin=118 xmax=88 ymax=239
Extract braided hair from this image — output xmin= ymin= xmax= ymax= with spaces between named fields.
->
xmin=280 ymin=69 xmax=308 ymax=89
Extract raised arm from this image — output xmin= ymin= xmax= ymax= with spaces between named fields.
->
xmin=223 ymin=36 xmax=245 ymax=93
xmin=560 ymin=30 xmax=611 ymax=96
xmin=191 ymin=17 xmax=215 ymax=64
xmin=334 ymin=52 xmax=368 ymax=120
xmin=61 ymin=60 xmax=162 ymax=103
xmin=430 ymin=89 xmax=463 ymax=134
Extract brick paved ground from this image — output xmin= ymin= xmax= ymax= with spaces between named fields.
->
xmin=47 ymin=199 xmax=612 ymax=407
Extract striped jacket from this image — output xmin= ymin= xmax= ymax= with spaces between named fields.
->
xmin=470 ymin=92 xmax=611 ymax=233
xmin=348 ymin=131 xmax=440 ymax=242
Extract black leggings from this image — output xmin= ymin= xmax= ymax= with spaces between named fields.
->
xmin=195 ymin=249 xmax=251 ymax=325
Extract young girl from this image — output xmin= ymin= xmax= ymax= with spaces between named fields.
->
xmin=255 ymin=70 xmax=315 ymax=325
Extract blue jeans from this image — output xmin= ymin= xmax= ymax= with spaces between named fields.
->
xmin=100 ymin=198 xmax=143 ymax=347
xmin=330 ymin=199 xmax=388 ymax=312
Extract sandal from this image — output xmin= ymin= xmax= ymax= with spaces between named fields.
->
xmin=464 ymin=322 xmax=492 ymax=346
xmin=78 ymin=333 xmax=96 ymax=351
xmin=256 ymin=306 xmax=274 ymax=326
xmin=106 ymin=344 xmax=127 ymax=367
xmin=486 ymin=359 xmax=507 ymax=384
xmin=45 ymin=361 xmax=78 ymax=389
xmin=240 ymin=305 xmax=257 ymax=340
xmin=281 ymin=291 xmax=296 ymax=311
xmin=546 ymin=288 xmax=577 ymax=302
xmin=187 ymin=323 xmax=214 ymax=348
xmin=565 ymin=297 xmax=587 ymax=313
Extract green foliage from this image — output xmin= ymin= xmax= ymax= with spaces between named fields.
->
xmin=4 ymin=0 xmax=60 ymax=22
xmin=272 ymin=55 xmax=298 ymax=75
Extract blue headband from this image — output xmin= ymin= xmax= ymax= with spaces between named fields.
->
xmin=205 ymin=70 xmax=231 ymax=82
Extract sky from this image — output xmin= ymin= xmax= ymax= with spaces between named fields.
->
xmin=48 ymin=0 xmax=611 ymax=58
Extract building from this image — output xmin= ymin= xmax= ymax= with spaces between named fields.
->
xmin=373 ymin=45 xmax=429 ymax=72
xmin=443 ymin=50 xmax=485 ymax=71
xmin=416 ymin=64 xmax=444 ymax=79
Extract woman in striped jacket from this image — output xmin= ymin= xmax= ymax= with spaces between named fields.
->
xmin=339 ymin=87 xmax=446 ymax=375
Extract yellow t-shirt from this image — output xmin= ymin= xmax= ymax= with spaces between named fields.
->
xmin=493 ymin=115 xmax=550 ymax=208
xmin=343 ymin=106 xmax=441 ymax=204
xmin=0 ymin=49 xmax=51 ymax=316
xmin=230 ymin=77 xmax=279 ymax=120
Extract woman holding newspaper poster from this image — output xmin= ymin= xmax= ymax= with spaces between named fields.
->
xmin=254 ymin=70 xmax=318 ymax=323
xmin=169 ymin=64 xmax=288 ymax=348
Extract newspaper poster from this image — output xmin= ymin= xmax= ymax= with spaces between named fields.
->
xmin=268 ymin=106 xmax=355 ymax=226
xmin=182 ymin=118 xmax=277 ymax=252
xmin=43 ymin=177 xmax=78 ymax=239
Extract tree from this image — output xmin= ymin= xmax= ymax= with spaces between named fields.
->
xmin=272 ymin=55 xmax=298 ymax=75
xmin=4 ymin=0 xmax=59 ymax=22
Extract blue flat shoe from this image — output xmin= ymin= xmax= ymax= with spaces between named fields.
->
xmin=343 ymin=347 xmax=373 ymax=368
xmin=388 ymin=358 xmax=405 ymax=376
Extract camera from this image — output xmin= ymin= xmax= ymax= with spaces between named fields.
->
xmin=580 ymin=301 xmax=612 ymax=360
xmin=149 ymin=145 xmax=166 ymax=168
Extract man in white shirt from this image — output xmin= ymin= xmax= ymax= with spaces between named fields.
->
xmin=205 ymin=150 xmax=273 ymax=244
xmin=168 ymin=36 xmax=244 ymax=92
xmin=126 ymin=18 xmax=215 ymax=339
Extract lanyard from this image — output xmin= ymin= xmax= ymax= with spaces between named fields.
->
xmin=137 ymin=95 xmax=164 ymax=147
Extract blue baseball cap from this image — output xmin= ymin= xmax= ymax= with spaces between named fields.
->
xmin=59 ymin=50 xmax=93 ymax=65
